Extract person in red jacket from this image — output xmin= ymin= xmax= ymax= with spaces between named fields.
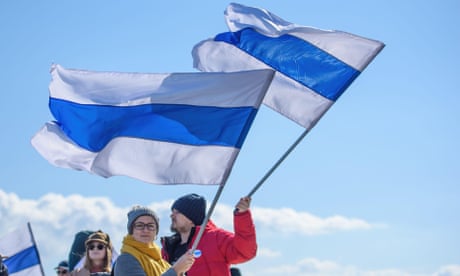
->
xmin=161 ymin=193 xmax=256 ymax=276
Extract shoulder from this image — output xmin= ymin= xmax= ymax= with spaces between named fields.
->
xmin=203 ymin=220 xmax=220 ymax=232
xmin=196 ymin=221 xmax=232 ymax=242
xmin=116 ymin=252 xmax=138 ymax=261
xmin=70 ymin=268 xmax=89 ymax=276
xmin=115 ymin=253 xmax=139 ymax=267
xmin=161 ymin=233 xmax=180 ymax=247
xmin=114 ymin=253 xmax=144 ymax=276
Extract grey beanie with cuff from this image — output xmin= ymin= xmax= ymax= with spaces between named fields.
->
xmin=127 ymin=205 xmax=159 ymax=234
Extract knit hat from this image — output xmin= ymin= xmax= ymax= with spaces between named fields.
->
xmin=54 ymin=260 xmax=69 ymax=271
xmin=171 ymin=193 xmax=206 ymax=226
xmin=127 ymin=205 xmax=160 ymax=234
xmin=85 ymin=230 xmax=111 ymax=247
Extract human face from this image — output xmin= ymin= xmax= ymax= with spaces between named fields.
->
xmin=132 ymin=215 xmax=157 ymax=244
xmin=87 ymin=242 xmax=107 ymax=261
xmin=56 ymin=268 xmax=69 ymax=275
xmin=170 ymin=209 xmax=194 ymax=233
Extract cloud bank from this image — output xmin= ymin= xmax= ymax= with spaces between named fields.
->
xmin=1 ymin=189 xmax=457 ymax=276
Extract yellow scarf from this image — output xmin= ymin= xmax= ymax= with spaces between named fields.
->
xmin=120 ymin=235 xmax=171 ymax=276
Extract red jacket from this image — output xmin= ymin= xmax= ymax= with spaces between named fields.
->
xmin=161 ymin=210 xmax=257 ymax=276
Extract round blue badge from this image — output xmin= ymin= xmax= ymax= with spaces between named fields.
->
xmin=193 ymin=249 xmax=202 ymax=258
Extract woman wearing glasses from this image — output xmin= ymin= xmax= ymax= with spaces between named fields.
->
xmin=71 ymin=230 xmax=113 ymax=276
xmin=114 ymin=205 xmax=194 ymax=276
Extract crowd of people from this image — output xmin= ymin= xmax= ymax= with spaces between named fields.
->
xmin=49 ymin=193 xmax=254 ymax=276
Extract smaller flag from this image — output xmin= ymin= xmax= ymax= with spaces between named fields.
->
xmin=0 ymin=223 xmax=44 ymax=276
xmin=31 ymin=64 xmax=274 ymax=185
xmin=192 ymin=2 xmax=385 ymax=129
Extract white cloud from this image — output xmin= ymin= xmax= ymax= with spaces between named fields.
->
xmin=253 ymin=257 xmax=435 ymax=276
xmin=206 ymin=202 xmax=380 ymax=235
xmin=433 ymin=265 xmax=460 ymax=276
xmin=1 ymin=189 xmax=458 ymax=276
xmin=0 ymin=189 xmax=171 ymax=276
xmin=257 ymin=247 xmax=282 ymax=258
xmin=259 ymin=258 xmax=345 ymax=276
xmin=252 ymin=206 xmax=378 ymax=235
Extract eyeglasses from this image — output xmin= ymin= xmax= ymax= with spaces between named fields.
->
xmin=87 ymin=243 xmax=105 ymax=251
xmin=56 ymin=270 xmax=68 ymax=275
xmin=133 ymin=222 xmax=156 ymax=231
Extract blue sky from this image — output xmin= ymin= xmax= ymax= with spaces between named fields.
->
xmin=1 ymin=1 xmax=459 ymax=276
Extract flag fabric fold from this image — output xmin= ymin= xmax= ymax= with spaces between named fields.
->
xmin=0 ymin=223 xmax=44 ymax=276
xmin=192 ymin=2 xmax=385 ymax=129
xmin=31 ymin=64 xmax=274 ymax=185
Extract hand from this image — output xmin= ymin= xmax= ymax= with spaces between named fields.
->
xmin=235 ymin=197 xmax=251 ymax=213
xmin=172 ymin=249 xmax=195 ymax=275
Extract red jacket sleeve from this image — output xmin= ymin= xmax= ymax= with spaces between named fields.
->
xmin=219 ymin=210 xmax=257 ymax=264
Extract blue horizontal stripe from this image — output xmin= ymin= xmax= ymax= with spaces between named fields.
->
xmin=50 ymin=98 xmax=258 ymax=152
xmin=3 ymin=246 xmax=40 ymax=274
xmin=215 ymin=28 xmax=360 ymax=101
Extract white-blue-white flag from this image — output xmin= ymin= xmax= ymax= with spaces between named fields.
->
xmin=0 ymin=223 xmax=44 ymax=276
xmin=31 ymin=64 xmax=274 ymax=185
xmin=193 ymin=2 xmax=385 ymax=129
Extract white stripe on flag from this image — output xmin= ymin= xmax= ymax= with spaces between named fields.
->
xmin=192 ymin=3 xmax=384 ymax=129
xmin=31 ymin=64 xmax=274 ymax=185
xmin=0 ymin=223 xmax=43 ymax=276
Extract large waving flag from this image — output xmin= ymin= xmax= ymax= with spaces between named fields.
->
xmin=0 ymin=223 xmax=44 ymax=276
xmin=31 ymin=64 xmax=274 ymax=185
xmin=193 ymin=2 xmax=385 ymax=129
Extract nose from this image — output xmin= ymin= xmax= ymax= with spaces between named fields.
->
xmin=170 ymin=209 xmax=178 ymax=218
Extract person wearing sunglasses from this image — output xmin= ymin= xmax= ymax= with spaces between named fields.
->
xmin=113 ymin=205 xmax=194 ymax=276
xmin=54 ymin=260 xmax=69 ymax=276
xmin=71 ymin=230 xmax=113 ymax=276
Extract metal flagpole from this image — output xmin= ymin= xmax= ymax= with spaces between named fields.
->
xmin=190 ymin=182 xmax=227 ymax=253
xmin=232 ymin=127 xmax=311 ymax=214
xmin=179 ymin=185 xmax=227 ymax=276
xmin=190 ymin=107 xmax=329 ymax=250
xmin=244 ymin=100 xmax=336 ymax=198
xmin=27 ymin=222 xmax=46 ymax=276
xmin=246 ymin=127 xmax=310 ymax=197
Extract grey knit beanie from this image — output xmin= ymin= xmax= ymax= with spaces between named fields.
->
xmin=127 ymin=205 xmax=159 ymax=234
xmin=171 ymin=193 xmax=206 ymax=226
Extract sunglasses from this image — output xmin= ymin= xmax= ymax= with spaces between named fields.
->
xmin=87 ymin=243 xmax=105 ymax=251
xmin=56 ymin=270 xmax=68 ymax=275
